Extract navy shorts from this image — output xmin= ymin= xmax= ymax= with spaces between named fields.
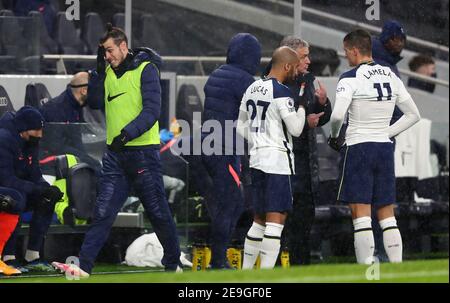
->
xmin=337 ymin=142 xmax=396 ymax=205
xmin=250 ymin=168 xmax=293 ymax=214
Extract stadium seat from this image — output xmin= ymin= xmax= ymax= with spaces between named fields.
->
xmin=0 ymin=85 xmax=15 ymax=116
xmin=0 ymin=9 xmax=13 ymax=16
xmin=66 ymin=163 xmax=97 ymax=224
xmin=0 ymin=13 xmax=15 ymax=74
xmin=55 ymin=11 xmax=86 ymax=54
xmin=48 ymin=0 xmax=60 ymax=15
xmin=54 ymin=155 xmax=97 ymax=226
xmin=82 ymin=12 xmax=105 ymax=55
xmin=309 ymin=46 xmax=340 ymax=76
xmin=176 ymin=84 xmax=203 ymax=131
xmin=0 ymin=15 xmax=27 ymax=72
xmin=139 ymin=14 xmax=165 ymax=53
xmin=27 ymin=11 xmax=58 ymax=54
xmin=0 ymin=52 xmax=14 ymax=74
xmin=54 ymin=11 xmax=87 ymax=73
xmin=18 ymin=11 xmax=58 ymax=74
xmin=112 ymin=12 xmax=124 ymax=29
xmin=315 ymin=127 xmax=341 ymax=206
xmin=24 ymin=82 xmax=52 ymax=108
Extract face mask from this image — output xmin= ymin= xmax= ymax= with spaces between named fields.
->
xmin=27 ymin=136 xmax=41 ymax=146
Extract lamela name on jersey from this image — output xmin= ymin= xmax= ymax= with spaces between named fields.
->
xmin=335 ymin=62 xmax=412 ymax=146
xmin=362 ymin=67 xmax=392 ymax=79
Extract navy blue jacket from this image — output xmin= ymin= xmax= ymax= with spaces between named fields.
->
xmin=39 ymin=88 xmax=89 ymax=159
xmin=87 ymin=48 xmax=162 ymax=142
xmin=372 ymin=37 xmax=404 ymax=123
xmin=0 ymin=112 xmax=48 ymax=195
xmin=40 ymin=88 xmax=84 ymax=123
xmin=202 ymin=33 xmax=261 ymax=152
xmin=289 ymin=73 xmax=332 ymax=194
xmin=372 ymin=37 xmax=403 ymax=77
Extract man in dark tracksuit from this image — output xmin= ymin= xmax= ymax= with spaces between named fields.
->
xmin=0 ymin=106 xmax=63 ymax=274
xmin=265 ymin=37 xmax=332 ymax=265
xmin=372 ymin=20 xmax=406 ymax=124
xmin=52 ymin=25 xmax=181 ymax=277
xmin=202 ymin=33 xmax=261 ymax=269
xmin=39 ymin=72 xmax=101 ymax=173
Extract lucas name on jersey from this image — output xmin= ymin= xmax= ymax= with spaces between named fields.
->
xmin=250 ymin=85 xmax=269 ymax=96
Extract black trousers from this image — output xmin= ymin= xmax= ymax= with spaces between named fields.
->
xmin=284 ymin=192 xmax=316 ymax=265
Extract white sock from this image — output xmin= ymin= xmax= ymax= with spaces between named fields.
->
xmin=2 ymin=255 xmax=16 ymax=262
xmin=353 ymin=216 xmax=375 ymax=265
xmin=379 ymin=217 xmax=403 ymax=263
xmin=260 ymin=222 xmax=283 ymax=269
xmin=242 ymin=222 xmax=265 ymax=269
xmin=25 ymin=250 xmax=40 ymax=263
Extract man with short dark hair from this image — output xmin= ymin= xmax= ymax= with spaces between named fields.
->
xmin=329 ymin=29 xmax=421 ymax=264
xmin=372 ymin=20 xmax=406 ymax=77
xmin=52 ymin=24 xmax=181 ymax=277
xmin=372 ymin=20 xmax=407 ymax=126
xmin=0 ymin=106 xmax=63 ymax=275
xmin=407 ymin=54 xmax=437 ymax=93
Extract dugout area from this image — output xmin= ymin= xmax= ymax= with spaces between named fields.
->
xmin=1 ymin=0 xmax=449 ymax=283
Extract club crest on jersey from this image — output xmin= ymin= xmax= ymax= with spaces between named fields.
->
xmin=286 ymin=99 xmax=295 ymax=112
xmin=299 ymin=83 xmax=305 ymax=97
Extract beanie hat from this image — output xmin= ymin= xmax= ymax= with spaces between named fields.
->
xmin=13 ymin=106 xmax=45 ymax=132
xmin=380 ymin=20 xmax=406 ymax=44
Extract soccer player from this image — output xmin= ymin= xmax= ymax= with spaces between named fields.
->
xmin=52 ymin=25 xmax=181 ymax=277
xmin=328 ymin=29 xmax=421 ymax=264
xmin=237 ymin=46 xmax=306 ymax=269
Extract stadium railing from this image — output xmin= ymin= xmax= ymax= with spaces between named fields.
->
xmin=259 ymin=0 xmax=449 ymax=58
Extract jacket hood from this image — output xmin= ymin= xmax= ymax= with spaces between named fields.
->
xmin=372 ymin=37 xmax=403 ymax=66
xmin=0 ymin=111 xmax=16 ymax=131
xmin=112 ymin=47 xmax=163 ymax=78
xmin=132 ymin=47 xmax=163 ymax=71
xmin=226 ymin=33 xmax=262 ymax=75
xmin=0 ymin=111 xmax=24 ymax=145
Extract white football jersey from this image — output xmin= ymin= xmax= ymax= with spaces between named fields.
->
xmin=240 ymin=78 xmax=297 ymax=175
xmin=335 ymin=62 xmax=412 ymax=146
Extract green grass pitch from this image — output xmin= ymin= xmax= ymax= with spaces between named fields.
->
xmin=0 ymin=259 xmax=448 ymax=283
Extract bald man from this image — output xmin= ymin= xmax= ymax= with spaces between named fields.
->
xmin=41 ymin=72 xmax=89 ymax=122
xmin=237 ymin=46 xmax=306 ymax=269
xmin=39 ymin=72 xmax=101 ymax=172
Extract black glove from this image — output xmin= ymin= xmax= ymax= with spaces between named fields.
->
xmin=0 ymin=195 xmax=16 ymax=213
xmin=97 ymin=45 xmax=106 ymax=74
xmin=327 ymin=135 xmax=341 ymax=152
xmin=41 ymin=185 xmax=64 ymax=203
xmin=110 ymin=130 xmax=130 ymax=153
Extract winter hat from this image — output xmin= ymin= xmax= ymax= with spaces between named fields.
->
xmin=13 ymin=106 xmax=45 ymax=132
xmin=380 ymin=20 xmax=406 ymax=44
